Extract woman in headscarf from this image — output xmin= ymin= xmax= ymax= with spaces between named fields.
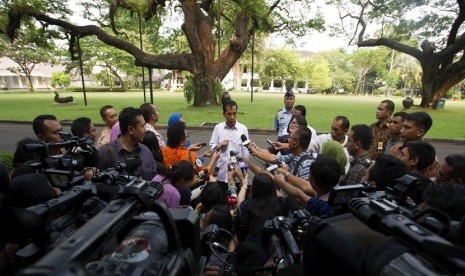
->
xmin=322 ymin=140 xmax=348 ymax=176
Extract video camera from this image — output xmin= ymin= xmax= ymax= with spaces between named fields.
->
xmin=18 ymin=179 xmax=202 ymax=276
xmin=200 ymin=224 xmax=235 ymax=275
xmin=0 ymin=182 xmax=100 ymax=271
xmin=23 ymin=134 xmax=97 ymax=189
xmin=261 ymin=210 xmax=311 ymax=272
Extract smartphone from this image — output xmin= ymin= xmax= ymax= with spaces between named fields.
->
xmin=199 ymin=142 xmax=207 ymax=147
xmin=266 ymin=139 xmax=274 ymax=145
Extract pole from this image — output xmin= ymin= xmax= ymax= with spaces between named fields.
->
xmin=251 ymin=28 xmax=255 ymax=103
xmin=139 ymin=14 xmax=146 ymax=102
xmin=217 ymin=0 xmax=221 ymax=59
xmin=149 ymin=68 xmax=153 ymax=104
xmin=76 ymin=36 xmax=87 ymax=106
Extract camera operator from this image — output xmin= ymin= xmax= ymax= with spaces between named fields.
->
xmin=152 ymin=160 xmax=195 ymax=208
xmin=32 ymin=115 xmax=63 ymax=155
xmin=438 ymin=154 xmax=465 ymax=183
xmin=399 ymin=141 xmax=436 ymax=180
xmin=421 ymin=180 xmax=465 ymax=221
xmin=362 ymin=154 xmax=408 ymax=189
xmin=274 ymin=155 xmax=341 ymax=218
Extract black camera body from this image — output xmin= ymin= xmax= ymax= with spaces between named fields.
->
xmin=24 ymin=136 xmax=97 ymax=189
xmin=18 ymin=179 xmax=201 ymax=276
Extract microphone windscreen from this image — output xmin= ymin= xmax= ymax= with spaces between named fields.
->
xmin=230 ymin=151 xmax=236 ymax=157
xmin=241 ymin=134 xmax=248 ymax=142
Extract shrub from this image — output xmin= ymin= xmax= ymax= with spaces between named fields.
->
xmin=0 ymin=151 xmax=13 ymax=171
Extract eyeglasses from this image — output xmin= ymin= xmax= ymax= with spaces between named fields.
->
xmin=289 ymin=121 xmax=298 ymax=125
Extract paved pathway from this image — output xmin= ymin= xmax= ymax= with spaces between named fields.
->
xmin=0 ymin=122 xmax=463 ymax=163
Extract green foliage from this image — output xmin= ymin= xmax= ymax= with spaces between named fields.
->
xmin=309 ymin=59 xmax=332 ymax=92
xmin=214 ymin=79 xmax=224 ymax=104
xmin=51 ymin=72 xmax=70 ymax=88
xmin=183 ymin=76 xmax=195 ymax=104
xmin=72 ymin=87 xmax=127 ymax=92
xmin=0 ymin=151 xmax=13 ymax=171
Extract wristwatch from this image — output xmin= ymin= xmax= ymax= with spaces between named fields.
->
xmin=284 ymin=172 xmax=290 ymax=182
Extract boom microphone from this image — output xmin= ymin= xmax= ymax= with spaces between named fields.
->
xmin=241 ymin=134 xmax=251 ymax=147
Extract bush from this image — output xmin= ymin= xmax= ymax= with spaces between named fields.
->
xmin=0 ymin=151 xmax=13 ymax=171
xmin=72 ymin=87 xmax=127 ymax=92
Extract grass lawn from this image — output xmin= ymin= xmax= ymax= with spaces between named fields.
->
xmin=0 ymin=90 xmax=464 ymax=140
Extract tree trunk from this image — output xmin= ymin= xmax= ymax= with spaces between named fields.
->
xmin=27 ymin=74 xmax=34 ymax=92
xmin=232 ymin=61 xmax=242 ymax=91
xmin=193 ymin=67 xmax=217 ymax=106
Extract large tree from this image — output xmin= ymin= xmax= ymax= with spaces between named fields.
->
xmin=0 ymin=26 xmax=56 ymax=92
xmin=331 ymin=0 xmax=465 ymax=107
xmin=2 ymin=0 xmax=323 ymax=106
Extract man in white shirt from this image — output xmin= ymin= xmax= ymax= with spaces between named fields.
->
xmin=308 ymin=115 xmax=351 ymax=173
xmin=140 ymin=103 xmax=166 ymax=147
xmin=209 ymin=100 xmax=249 ymax=195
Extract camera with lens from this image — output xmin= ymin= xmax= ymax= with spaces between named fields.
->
xmin=261 ymin=210 xmax=311 ymax=272
xmin=200 ymin=224 xmax=235 ymax=276
xmin=23 ymin=135 xmax=97 ymax=190
xmin=18 ymin=179 xmax=203 ymax=276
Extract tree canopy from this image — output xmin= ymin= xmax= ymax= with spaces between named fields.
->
xmin=330 ymin=0 xmax=465 ymax=107
xmin=1 ymin=0 xmax=324 ymax=106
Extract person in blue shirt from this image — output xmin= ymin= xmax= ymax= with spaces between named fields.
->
xmin=273 ymin=90 xmax=295 ymax=138
xmin=274 ymin=155 xmax=341 ymax=218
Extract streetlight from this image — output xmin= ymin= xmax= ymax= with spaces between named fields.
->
xmin=138 ymin=13 xmax=147 ymax=103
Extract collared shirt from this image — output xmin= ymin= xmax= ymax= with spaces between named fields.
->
xmin=277 ymin=151 xmax=313 ymax=180
xmin=369 ymin=120 xmax=391 ymax=160
xmin=161 ymin=146 xmax=205 ymax=174
xmin=145 ymin=123 xmax=166 ymax=147
xmin=340 ymin=153 xmax=371 ymax=185
xmin=209 ymin=121 xmax=249 ymax=182
xmin=97 ymin=138 xmax=157 ymax=180
xmin=274 ymin=108 xmax=293 ymax=137
xmin=96 ymin=126 xmax=111 ymax=149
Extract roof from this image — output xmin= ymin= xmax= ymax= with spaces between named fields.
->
xmin=0 ymin=57 xmax=66 ymax=77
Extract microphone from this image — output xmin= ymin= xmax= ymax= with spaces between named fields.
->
xmin=241 ymin=134 xmax=251 ymax=147
xmin=229 ymin=151 xmax=238 ymax=163
xmin=194 ymin=158 xmax=203 ymax=169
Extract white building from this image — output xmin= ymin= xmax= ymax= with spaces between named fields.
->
xmin=0 ymin=57 xmax=67 ymax=90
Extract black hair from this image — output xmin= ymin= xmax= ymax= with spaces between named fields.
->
xmin=142 ymin=131 xmax=163 ymax=164
xmin=369 ymin=155 xmax=408 ymax=189
xmin=10 ymin=159 xmax=36 ymax=179
xmin=162 ymin=160 xmax=194 ymax=188
xmin=5 ymin=173 xmax=56 ymax=208
xmin=392 ymin=111 xmax=407 ymax=120
xmin=99 ymin=105 xmax=113 ymax=118
xmin=423 ymin=181 xmax=465 ymax=220
xmin=442 ymin=154 xmax=465 ymax=183
xmin=230 ymin=241 xmax=267 ymax=276
xmin=139 ymin=103 xmax=155 ymax=123
xmin=0 ymin=161 xmax=9 ymax=193
xmin=247 ymin=173 xmax=287 ymax=235
xmin=71 ymin=117 xmax=92 ymax=138
xmin=294 ymin=125 xmax=312 ymax=149
xmin=404 ymin=141 xmax=436 ymax=171
xmin=351 ymin=124 xmax=373 ymax=150
xmin=310 ymin=155 xmax=341 ymax=193
xmin=294 ymin=105 xmax=307 ymax=117
xmin=12 ymin=137 xmax=39 ymax=168
xmin=405 ymin=112 xmax=433 ymax=133
xmin=200 ymin=182 xmax=224 ymax=213
xmin=222 ymin=100 xmax=238 ymax=113
xmin=335 ymin=115 xmax=350 ymax=131
xmin=32 ymin=114 xmax=57 ymax=135
xmin=286 ymin=115 xmax=308 ymax=134
xmin=119 ymin=107 xmax=143 ymax=135
xmin=381 ymin=99 xmax=395 ymax=113
xmin=167 ymin=121 xmax=186 ymax=148
xmin=209 ymin=205 xmax=235 ymax=235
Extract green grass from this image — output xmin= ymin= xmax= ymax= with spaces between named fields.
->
xmin=0 ymin=90 xmax=464 ymax=140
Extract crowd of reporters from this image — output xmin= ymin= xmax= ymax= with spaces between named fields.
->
xmin=0 ymin=95 xmax=465 ymax=275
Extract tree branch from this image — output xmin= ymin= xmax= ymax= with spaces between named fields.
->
xmin=358 ymin=37 xmax=423 ymax=60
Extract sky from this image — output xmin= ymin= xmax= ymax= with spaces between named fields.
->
xmin=68 ymin=0 xmax=353 ymax=53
